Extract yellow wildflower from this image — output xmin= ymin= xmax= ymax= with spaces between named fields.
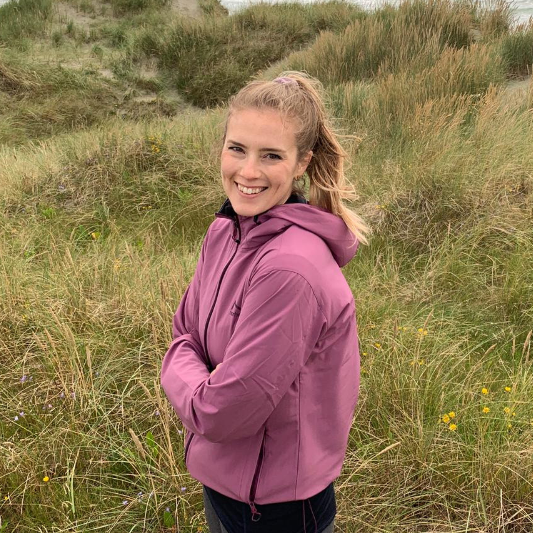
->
xmin=448 ymin=411 xmax=456 ymax=418
xmin=418 ymin=359 xmax=425 ymax=365
xmin=507 ymin=423 xmax=512 ymax=429
xmin=504 ymin=386 xmax=511 ymax=392
xmin=43 ymin=476 xmax=50 ymax=482
xmin=449 ymin=424 xmax=457 ymax=431
xmin=374 ymin=343 xmax=381 ymax=349
xmin=503 ymin=407 xmax=511 ymax=414
xmin=481 ymin=388 xmax=488 ymax=395
xmin=442 ymin=414 xmax=450 ymax=423
xmin=482 ymin=407 xmax=490 ymax=413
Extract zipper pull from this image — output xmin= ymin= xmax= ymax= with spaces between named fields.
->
xmin=249 ymin=501 xmax=262 ymax=522
xmin=232 ymin=218 xmax=241 ymax=243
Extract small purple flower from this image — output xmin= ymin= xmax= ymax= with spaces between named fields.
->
xmin=19 ymin=411 xmax=24 ymax=417
xmin=154 ymin=410 xmax=160 ymax=416
xmin=60 ymin=392 xmax=65 ymax=399
xmin=180 ymin=487 xmax=186 ymax=492
xmin=14 ymin=415 xmax=19 ymax=421
xmin=165 ymin=507 xmax=170 ymax=512
xmin=48 ymin=404 xmax=52 ymax=409
xmin=177 ymin=429 xmax=183 ymax=435
xmin=123 ymin=500 xmax=128 ymax=506
xmin=20 ymin=375 xmax=28 ymax=383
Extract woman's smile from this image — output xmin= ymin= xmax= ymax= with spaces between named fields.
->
xmin=235 ymin=182 xmax=268 ymax=197
xmin=220 ymin=108 xmax=312 ymax=217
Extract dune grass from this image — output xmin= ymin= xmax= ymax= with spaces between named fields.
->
xmin=150 ymin=1 xmax=367 ymax=107
xmin=1 ymin=0 xmax=533 ymax=531
xmin=0 ymin=0 xmax=53 ymax=45
xmin=0 ymin=53 xmax=122 ymax=146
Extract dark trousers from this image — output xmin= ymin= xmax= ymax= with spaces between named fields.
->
xmin=203 ymin=486 xmax=335 ymax=533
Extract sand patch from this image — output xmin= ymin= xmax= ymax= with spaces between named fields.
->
xmin=55 ymin=1 xmax=110 ymax=30
xmin=506 ymin=76 xmax=532 ymax=94
xmin=171 ymin=0 xmax=201 ymax=19
xmin=98 ymin=68 xmax=115 ymax=79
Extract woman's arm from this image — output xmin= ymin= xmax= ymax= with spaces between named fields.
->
xmin=160 ymin=229 xmax=212 ymax=414
xmin=161 ymin=266 xmax=327 ymax=444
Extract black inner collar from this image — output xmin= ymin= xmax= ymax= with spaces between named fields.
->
xmin=217 ymin=192 xmax=308 ymax=219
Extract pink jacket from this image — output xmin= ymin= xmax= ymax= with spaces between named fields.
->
xmin=160 ymin=195 xmax=360 ymax=521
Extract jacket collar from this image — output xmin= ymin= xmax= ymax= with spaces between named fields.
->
xmin=216 ymin=192 xmax=308 ymax=222
xmin=214 ymin=192 xmax=358 ymax=267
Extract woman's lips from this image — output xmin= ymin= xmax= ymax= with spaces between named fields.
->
xmin=235 ymin=182 xmax=268 ymax=198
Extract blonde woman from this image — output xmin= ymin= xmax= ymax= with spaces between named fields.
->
xmin=161 ymin=71 xmax=370 ymax=533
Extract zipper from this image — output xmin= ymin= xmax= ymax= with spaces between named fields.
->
xmin=248 ymin=429 xmax=266 ymax=522
xmin=203 ymin=215 xmax=241 ymax=372
xmin=184 ymin=431 xmax=194 ymax=465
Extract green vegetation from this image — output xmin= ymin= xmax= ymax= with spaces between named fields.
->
xmin=1 ymin=0 xmax=532 ymax=530
xmin=0 ymin=0 xmax=53 ymax=44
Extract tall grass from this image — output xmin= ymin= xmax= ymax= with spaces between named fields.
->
xmin=152 ymin=1 xmax=366 ymax=107
xmin=0 ymin=0 xmax=52 ymax=44
xmin=1 ymin=0 xmax=533 ymax=530
xmin=107 ymin=0 xmax=171 ymax=16
xmin=0 ymin=53 xmax=119 ymax=146
xmin=499 ymin=20 xmax=533 ymax=76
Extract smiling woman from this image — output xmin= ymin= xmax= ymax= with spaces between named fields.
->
xmin=220 ymin=107 xmax=313 ymax=217
xmin=161 ymin=71 xmax=371 ymax=533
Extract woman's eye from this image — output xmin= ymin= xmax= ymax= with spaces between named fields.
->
xmin=227 ymin=147 xmax=280 ymax=160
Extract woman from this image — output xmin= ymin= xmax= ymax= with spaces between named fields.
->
xmin=160 ymin=71 xmax=370 ymax=533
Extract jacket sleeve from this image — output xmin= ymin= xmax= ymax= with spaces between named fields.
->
xmin=161 ymin=266 xmax=327 ymax=444
xmin=160 ymin=230 xmax=211 ymax=413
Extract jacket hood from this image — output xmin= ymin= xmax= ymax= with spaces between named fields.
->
xmin=215 ymin=193 xmax=359 ymax=268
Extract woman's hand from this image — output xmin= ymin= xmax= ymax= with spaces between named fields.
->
xmin=211 ymin=364 xmax=221 ymax=376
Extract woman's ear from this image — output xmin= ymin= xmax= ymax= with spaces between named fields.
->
xmin=297 ymin=150 xmax=313 ymax=176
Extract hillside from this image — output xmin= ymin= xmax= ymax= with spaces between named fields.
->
xmin=1 ymin=0 xmax=533 ymax=531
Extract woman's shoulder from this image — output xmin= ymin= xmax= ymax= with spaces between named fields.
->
xmin=254 ymin=230 xmax=339 ymax=290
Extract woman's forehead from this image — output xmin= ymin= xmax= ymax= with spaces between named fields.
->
xmin=226 ymin=108 xmax=298 ymax=144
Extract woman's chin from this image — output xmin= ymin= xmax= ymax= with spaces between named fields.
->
xmin=232 ymin=201 xmax=263 ymax=217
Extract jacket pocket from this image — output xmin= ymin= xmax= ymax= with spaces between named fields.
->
xmin=184 ymin=431 xmax=194 ymax=466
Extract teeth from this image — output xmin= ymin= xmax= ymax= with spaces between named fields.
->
xmin=237 ymin=183 xmax=267 ymax=195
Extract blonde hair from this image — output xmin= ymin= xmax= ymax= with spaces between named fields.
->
xmin=216 ymin=70 xmax=371 ymax=247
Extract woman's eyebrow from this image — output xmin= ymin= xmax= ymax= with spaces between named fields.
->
xmin=227 ymin=140 xmax=287 ymax=154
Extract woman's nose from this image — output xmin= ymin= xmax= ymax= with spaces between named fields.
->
xmin=240 ymin=156 xmax=261 ymax=179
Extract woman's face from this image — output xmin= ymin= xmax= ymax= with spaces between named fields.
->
xmin=220 ymin=108 xmax=312 ymax=217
